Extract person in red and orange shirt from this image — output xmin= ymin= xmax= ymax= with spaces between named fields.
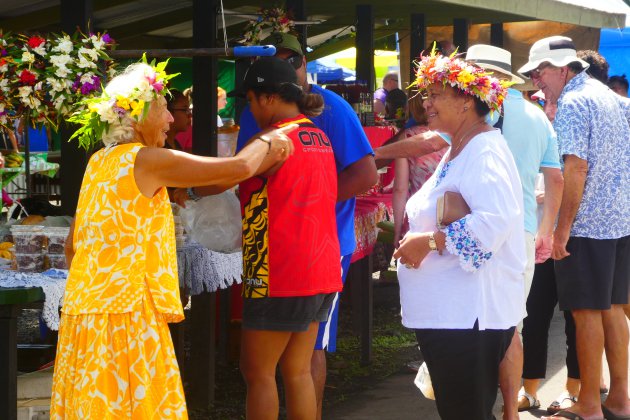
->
xmin=228 ymin=57 xmax=342 ymax=420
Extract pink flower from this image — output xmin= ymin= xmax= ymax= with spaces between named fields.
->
xmin=145 ymin=73 xmax=163 ymax=92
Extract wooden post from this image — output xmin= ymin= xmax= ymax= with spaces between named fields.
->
xmin=490 ymin=23 xmax=504 ymax=48
xmin=409 ymin=13 xmax=426 ymax=84
xmin=347 ymin=255 xmax=373 ymax=366
xmin=0 ymin=305 xmax=19 ymax=420
xmin=453 ymin=18 xmax=470 ymax=53
xmin=355 ymin=5 xmax=374 ymax=91
xmin=59 ymin=0 xmax=92 ymax=214
xmin=192 ymin=0 xmax=218 ymax=157
xmin=189 ymin=293 xmax=217 ymax=409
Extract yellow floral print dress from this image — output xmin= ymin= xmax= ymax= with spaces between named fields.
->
xmin=50 ymin=143 xmax=187 ymax=419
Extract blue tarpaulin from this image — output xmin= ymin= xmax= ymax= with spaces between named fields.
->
xmin=599 ymin=27 xmax=630 ymax=77
xmin=306 ymin=58 xmax=355 ymax=83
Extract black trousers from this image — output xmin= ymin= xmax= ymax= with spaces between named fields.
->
xmin=415 ymin=321 xmax=514 ymax=420
xmin=522 ymin=259 xmax=579 ymax=379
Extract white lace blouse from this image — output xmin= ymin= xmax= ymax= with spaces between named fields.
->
xmin=398 ymin=129 xmax=526 ymax=330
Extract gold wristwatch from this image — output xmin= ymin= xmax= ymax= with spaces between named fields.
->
xmin=428 ymin=232 xmax=438 ymax=251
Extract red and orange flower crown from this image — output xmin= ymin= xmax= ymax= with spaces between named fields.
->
xmin=411 ymin=44 xmax=513 ymax=112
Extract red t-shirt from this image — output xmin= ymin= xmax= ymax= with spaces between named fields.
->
xmin=239 ymin=115 xmax=342 ymax=298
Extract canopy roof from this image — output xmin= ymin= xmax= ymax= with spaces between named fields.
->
xmin=1 ymin=0 xmax=628 ymax=55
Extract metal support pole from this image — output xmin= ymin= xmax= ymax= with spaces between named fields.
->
xmin=409 ymin=13 xmax=426 ymax=83
xmin=192 ymin=0 xmax=218 ymax=157
xmin=453 ymin=18 xmax=470 ymax=52
xmin=356 ymin=4 xmax=375 ymax=91
xmin=490 ymin=23 xmax=504 ymax=48
xmin=60 ymin=0 xmax=91 ymax=214
xmin=23 ymin=117 xmax=31 ymax=198
xmin=286 ymin=0 xmax=307 ymax=53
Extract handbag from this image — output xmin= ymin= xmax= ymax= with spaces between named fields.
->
xmin=436 ymin=191 xmax=470 ymax=229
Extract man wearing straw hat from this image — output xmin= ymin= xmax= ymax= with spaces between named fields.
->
xmin=465 ymin=44 xmax=564 ymax=420
xmin=519 ymin=36 xmax=630 ymax=420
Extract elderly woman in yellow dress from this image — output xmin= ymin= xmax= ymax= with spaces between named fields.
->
xmin=393 ymin=49 xmax=526 ymax=420
xmin=50 ymin=60 xmax=294 ymax=419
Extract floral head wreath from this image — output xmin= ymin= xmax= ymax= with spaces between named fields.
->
xmin=410 ymin=44 xmax=513 ymax=113
xmin=68 ymin=54 xmax=178 ymax=150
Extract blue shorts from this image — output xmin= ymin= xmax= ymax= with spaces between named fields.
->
xmin=314 ymin=254 xmax=352 ymax=352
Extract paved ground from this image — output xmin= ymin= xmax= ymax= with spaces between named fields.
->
xmin=329 ymin=309 xmax=614 ymax=420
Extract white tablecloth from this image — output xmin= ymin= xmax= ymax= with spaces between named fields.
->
xmin=177 ymin=241 xmax=242 ymax=295
xmin=0 ymin=269 xmax=67 ymax=330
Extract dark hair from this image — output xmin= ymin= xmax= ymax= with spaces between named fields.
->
xmin=577 ymin=50 xmax=608 ymax=83
xmin=452 ymin=85 xmax=491 ymax=117
xmin=250 ymin=83 xmax=324 ymax=117
xmin=407 ymin=92 xmax=428 ymax=125
xmin=472 ymin=96 xmax=491 ymax=117
xmin=454 ymin=88 xmax=490 ymax=117
xmin=385 ymin=88 xmax=408 ymax=119
xmin=167 ymin=89 xmax=187 ymax=109
xmin=608 ymin=75 xmax=629 ymax=91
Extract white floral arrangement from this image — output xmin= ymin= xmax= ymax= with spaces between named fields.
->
xmin=0 ymin=30 xmax=115 ymax=129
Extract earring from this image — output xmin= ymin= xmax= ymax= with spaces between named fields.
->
xmin=463 ymin=106 xmax=468 ymax=111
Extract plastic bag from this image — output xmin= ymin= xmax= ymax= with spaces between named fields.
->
xmin=414 ymin=361 xmax=435 ymax=400
xmin=179 ymin=191 xmax=242 ymax=253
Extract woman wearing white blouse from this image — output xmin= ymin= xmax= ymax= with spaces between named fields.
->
xmin=394 ymin=50 xmax=526 ymax=420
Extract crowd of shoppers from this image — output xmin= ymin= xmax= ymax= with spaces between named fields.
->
xmin=51 ymin=28 xmax=629 ymax=420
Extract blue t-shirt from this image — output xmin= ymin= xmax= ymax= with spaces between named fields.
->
xmin=499 ymin=88 xmax=560 ymax=235
xmin=26 ymin=127 xmax=48 ymax=152
xmin=236 ymin=84 xmax=374 ymax=256
xmin=553 ymin=72 xmax=630 ymax=239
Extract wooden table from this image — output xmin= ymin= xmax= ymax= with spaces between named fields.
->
xmin=0 ymin=286 xmax=44 ymax=420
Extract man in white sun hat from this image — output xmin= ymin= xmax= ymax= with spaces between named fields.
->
xmin=465 ymin=44 xmax=564 ymax=420
xmin=519 ymin=35 xmax=630 ymax=420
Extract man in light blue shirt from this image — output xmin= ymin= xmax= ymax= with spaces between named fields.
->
xmin=519 ymin=35 xmax=630 ymax=420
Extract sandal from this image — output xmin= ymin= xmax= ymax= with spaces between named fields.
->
xmin=602 ymin=404 xmax=630 ymax=420
xmin=518 ymin=389 xmax=541 ymax=411
xmin=548 ymin=391 xmax=578 ymax=414
xmin=548 ymin=409 xmax=585 ymax=419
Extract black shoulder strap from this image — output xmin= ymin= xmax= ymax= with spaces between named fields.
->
xmin=493 ymin=114 xmax=504 ymax=133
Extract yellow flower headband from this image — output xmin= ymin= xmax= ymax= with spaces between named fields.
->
xmin=411 ymin=44 xmax=512 ymax=112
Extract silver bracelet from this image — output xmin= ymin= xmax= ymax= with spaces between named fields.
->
xmin=257 ymin=135 xmax=272 ymax=152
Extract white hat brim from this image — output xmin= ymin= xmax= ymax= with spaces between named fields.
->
xmin=517 ymin=57 xmax=590 ymax=79
xmin=475 ymin=63 xmax=524 ymax=84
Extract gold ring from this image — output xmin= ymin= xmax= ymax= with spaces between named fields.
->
xmin=405 ymin=263 xmax=413 ymax=269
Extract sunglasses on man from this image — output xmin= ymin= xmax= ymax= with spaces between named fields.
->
xmin=284 ymin=54 xmax=303 ymax=70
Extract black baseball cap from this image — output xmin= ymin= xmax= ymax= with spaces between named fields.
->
xmin=228 ymin=57 xmax=300 ymax=98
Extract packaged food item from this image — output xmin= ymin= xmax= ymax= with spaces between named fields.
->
xmin=15 ymin=253 xmax=45 ymax=272
xmin=10 ymin=225 xmax=45 ymax=254
xmin=45 ymin=227 xmax=70 ymax=255
xmin=21 ymin=215 xmax=46 ymax=225
xmin=47 ymin=254 xmax=67 ymax=270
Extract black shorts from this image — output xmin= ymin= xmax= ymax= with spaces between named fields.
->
xmin=242 ymin=293 xmax=336 ymax=332
xmin=555 ymin=235 xmax=630 ymax=311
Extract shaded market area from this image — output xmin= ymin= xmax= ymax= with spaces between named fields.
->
xmin=1 ymin=0 xmax=629 ymax=419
